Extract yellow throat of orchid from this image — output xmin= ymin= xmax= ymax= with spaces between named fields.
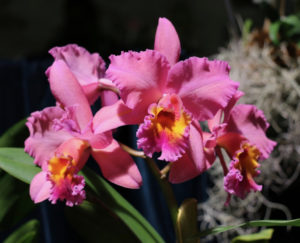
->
xmin=234 ymin=143 xmax=260 ymax=180
xmin=48 ymin=155 xmax=77 ymax=184
xmin=48 ymin=138 xmax=89 ymax=185
xmin=150 ymin=94 xmax=191 ymax=143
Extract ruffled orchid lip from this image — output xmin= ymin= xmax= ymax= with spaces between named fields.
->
xmin=137 ymin=94 xmax=191 ymax=162
xmin=44 ymin=138 xmax=90 ymax=205
xmin=224 ymin=142 xmax=262 ymax=200
xmin=47 ymin=153 xmax=86 ymax=206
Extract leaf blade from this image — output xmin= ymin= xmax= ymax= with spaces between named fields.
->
xmin=3 ymin=219 xmax=40 ymax=243
xmin=0 ymin=147 xmax=40 ymax=184
xmin=231 ymin=229 xmax=274 ymax=243
xmin=81 ymin=167 xmax=165 ymax=243
xmin=198 ymin=218 xmax=300 ymax=238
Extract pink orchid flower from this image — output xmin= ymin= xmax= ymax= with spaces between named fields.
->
xmin=93 ymin=18 xmax=239 ymax=183
xmin=205 ymin=91 xmax=276 ymax=201
xmin=48 ymin=44 xmax=118 ymax=106
xmin=25 ymin=60 xmax=142 ymax=206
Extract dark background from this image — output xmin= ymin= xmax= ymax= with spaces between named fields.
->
xmin=1 ymin=0 xmax=299 ymax=242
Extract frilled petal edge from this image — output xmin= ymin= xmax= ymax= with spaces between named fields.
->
xmin=25 ymin=106 xmax=73 ymax=170
xmin=107 ymin=50 xmax=170 ymax=112
xmin=225 ymin=104 xmax=276 ymax=159
xmin=166 ymin=57 xmax=239 ymax=121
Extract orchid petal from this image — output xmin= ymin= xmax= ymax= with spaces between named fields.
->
xmin=188 ymin=122 xmax=214 ymax=171
xmin=168 ymin=122 xmax=210 ymax=183
xmin=154 ymin=17 xmax=181 ymax=66
xmin=93 ymin=100 xmax=144 ymax=134
xmin=25 ymin=106 xmax=73 ymax=170
xmin=88 ymin=131 xmax=113 ymax=150
xmin=225 ymin=104 xmax=276 ymax=159
xmin=81 ymin=83 xmax=101 ymax=105
xmin=91 ymin=140 xmax=142 ymax=189
xmin=168 ymin=153 xmax=200 ymax=183
xmin=107 ymin=50 xmax=170 ymax=111
xmin=47 ymin=60 xmax=93 ymax=130
xmin=166 ymin=57 xmax=239 ymax=120
xmin=207 ymin=91 xmax=244 ymax=130
xmin=207 ymin=110 xmax=222 ymax=132
xmin=49 ymin=44 xmax=106 ymax=104
xmin=30 ymin=171 xmax=51 ymax=203
xmin=54 ymin=138 xmax=90 ymax=172
xmin=100 ymin=90 xmax=119 ymax=107
xmin=223 ymin=90 xmax=244 ymax=122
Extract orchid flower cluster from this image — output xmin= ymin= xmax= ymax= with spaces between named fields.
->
xmin=24 ymin=18 xmax=276 ymax=207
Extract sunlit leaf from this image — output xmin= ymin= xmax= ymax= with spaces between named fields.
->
xmin=177 ymin=198 xmax=199 ymax=243
xmin=231 ymin=229 xmax=274 ymax=243
xmin=197 ymin=218 xmax=300 ymax=238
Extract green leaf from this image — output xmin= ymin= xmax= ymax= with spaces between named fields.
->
xmin=0 ymin=181 xmax=35 ymax=231
xmin=0 ymin=121 xmax=36 ymax=230
xmin=198 ymin=218 xmax=300 ymax=238
xmin=269 ymin=21 xmax=281 ymax=45
xmin=0 ymin=174 xmax=20 ymax=223
xmin=3 ymin=219 xmax=40 ymax=243
xmin=0 ymin=148 xmax=40 ymax=184
xmin=65 ymin=200 xmax=140 ymax=243
xmin=281 ymin=15 xmax=300 ymax=26
xmin=177 ymin=198 xmax=199 ymax=243
xmin=0 ymin=119 xmax=28 ymax=147
xmin=80 ymin=167 xmax=165 ymax=243
xmin=231 ymin=229 xmax=274 ymax=243
xmin=242 ymin=19 xmax=253 ymax=41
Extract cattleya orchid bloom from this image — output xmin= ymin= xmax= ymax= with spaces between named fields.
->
xmin=49 ymin=44 xmax=118 ymax=106
xmin=93 ymin=17 xmax=239 ymax=183
xmin=205 ymin=92 xmax=276 ymax=201
xmin=25 ymin=60 xmax=142 ymax=206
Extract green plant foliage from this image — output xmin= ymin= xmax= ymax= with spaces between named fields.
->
xmin=0 ymin=120 xmax=35 ymax=231
xmin=0 ymin=148 xmax=40 ymax=184
xmin=269 ymin=21 xmax=281 ymax=45
xmin=231 ymin=229 xmax=274 ymax=243
xmin=3 ymin=219 xmax=40 ymax=243
xmin=0 ymin=147 xmax=164 ymax=243
xmin=0 ymin=119 xmax=28 ymax=147
xmin=242 ymin=19 xmax=253 ymax=42
xmin=177 ymin=198 xmax=199 ymax=243
xmin=80 ymin=167 xmax=165 ymax=243
xmin=65 ymin=200 xmax=140 ymax=243
xmin=0 ymin=173 xmax=34 ymax=231
xmin=269 ymin=14 xmax=300 ymax=45
xmin=198 ymin=219 xmax=300 ymax=238
xmin=281 ymin=15 xmax=300 ymax=37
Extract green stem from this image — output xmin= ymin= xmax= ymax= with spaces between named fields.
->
xmin=144 ymin=157 xmax=182 ymax=243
